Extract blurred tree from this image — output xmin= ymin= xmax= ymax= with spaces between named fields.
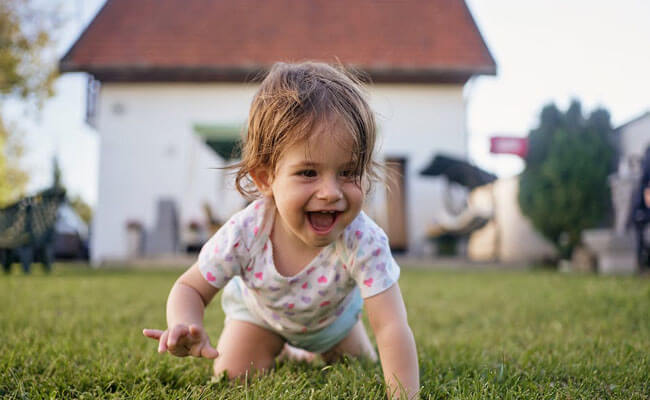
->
xmin=52 ymin=155 xmax=62 ymax=189
xmin=51 ymin=157 xmax=93 ymax=224
xmin=69 ymin=195 xmax=92 ymax=225
xmin=519 ymin=100 xmax=616 ymax=259
xmin=0 ymin=118 xmax=28 ymax=206
xmin=0 ymin=0 xmax=59 ymax=207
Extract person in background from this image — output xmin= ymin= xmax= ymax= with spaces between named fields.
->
xmin=630 ymin=147 xmax=650 ymax=272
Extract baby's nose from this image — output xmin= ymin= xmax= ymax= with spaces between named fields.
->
xmin=317 ymin=177 xmax=343 ymax=201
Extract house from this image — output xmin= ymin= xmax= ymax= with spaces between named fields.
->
xmin=466 ymin=111 xmax=650 ymax=269
xmin=576 ymin=111 xmax=650 ymax=274
xmin=610 ymin=111 xmax=650 ymax=233
xmin=60 ymin=0 xmax=496 ymax=264
xmin=466 ymin=177 xmax=557 ymax=264
xmin=616 ymin=111 xmax=650 ymax=172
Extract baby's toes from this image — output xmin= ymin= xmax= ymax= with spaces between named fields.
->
xmin=278 ymin=343 xmax=317 ymax=363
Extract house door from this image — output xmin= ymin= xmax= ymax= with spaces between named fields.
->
xmin=385 ymin=157 xmax=408 ymax=252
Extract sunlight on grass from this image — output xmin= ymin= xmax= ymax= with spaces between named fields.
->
xmin=1 ymin=264 xmax=649 ymax=398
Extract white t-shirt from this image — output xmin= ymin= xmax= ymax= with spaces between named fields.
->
xmin=198 ymin=198 xmax=400 ymax=334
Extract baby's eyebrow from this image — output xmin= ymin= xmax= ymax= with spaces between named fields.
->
xmin=288 ymin=161 xmax=319 ymax=169
xmin=288 ymin=161 xmax=357 ymax=170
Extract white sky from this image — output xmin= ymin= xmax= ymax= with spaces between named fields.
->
xmin=9 ymin=0 xmax=650 ymax=207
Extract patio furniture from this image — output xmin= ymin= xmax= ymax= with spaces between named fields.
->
xmin=0 ymin=187 xmax=66 ymax=273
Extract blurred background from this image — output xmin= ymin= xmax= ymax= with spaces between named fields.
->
xmin=1 ymin=0 xmax=649 ymax=273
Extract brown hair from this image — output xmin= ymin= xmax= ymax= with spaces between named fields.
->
xmin=233 ymin=61 xmax=381 ymax=198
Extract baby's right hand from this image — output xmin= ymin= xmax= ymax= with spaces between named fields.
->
xmin=142 ymin=324 xmax=219 ymax=359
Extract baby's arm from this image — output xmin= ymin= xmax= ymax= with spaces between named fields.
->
xmin=365 ymin=284 xmax=419 ymax=399
xmin=143 ymin=262 xmax=220 ymax=358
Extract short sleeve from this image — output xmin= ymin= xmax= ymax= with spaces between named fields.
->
xmin=197 ymin=213 xmax=249 ymax=288
xmin=346 ymin=215 xmax=400 ymax=298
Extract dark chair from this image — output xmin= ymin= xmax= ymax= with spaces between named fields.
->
xmin=0 ymin=188 xmax=65 ymax=273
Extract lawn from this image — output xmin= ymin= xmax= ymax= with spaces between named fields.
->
xmin=1 ymin=264 xmax=649 ymax=399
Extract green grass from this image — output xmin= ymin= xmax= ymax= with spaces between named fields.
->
xmin=1 ymin=264 xmax=649 ymax=399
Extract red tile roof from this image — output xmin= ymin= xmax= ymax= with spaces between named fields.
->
xmin=60 ymin=0 xmax=496 ymax=83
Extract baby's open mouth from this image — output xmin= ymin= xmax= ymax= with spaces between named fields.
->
xmin=307 ymin=211 xmax=340 ymax=232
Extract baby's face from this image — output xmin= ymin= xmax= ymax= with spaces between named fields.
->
xmin=263 ymin=122 xmax=364 ymax=251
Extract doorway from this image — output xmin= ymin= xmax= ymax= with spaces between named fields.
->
xmin=385 ymin=157 xmax=408 ymax=252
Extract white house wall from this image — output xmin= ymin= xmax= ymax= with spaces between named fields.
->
xmin=92 ymin=83 xmax=256 ymax=264
xmin=620 ymin=113 xmax=650 ymax=166
xmin=370 ymin=84 xmax=467 ymax=255
xmin=91 ymin=82 xmax=467 ymax=263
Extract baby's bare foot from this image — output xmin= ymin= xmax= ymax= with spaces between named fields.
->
xmin=277 ymin=343 xmax=317 ymax=363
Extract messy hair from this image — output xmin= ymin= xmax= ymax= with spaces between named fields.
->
xmin=233 ymin=61 xmax=381 ymax=199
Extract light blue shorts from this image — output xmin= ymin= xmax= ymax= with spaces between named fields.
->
xmin=221 ymin=277 xmax=363 ymax=353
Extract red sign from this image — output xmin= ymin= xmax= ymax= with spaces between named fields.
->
xmin=490 ymin=136 xmax=528 ymax=158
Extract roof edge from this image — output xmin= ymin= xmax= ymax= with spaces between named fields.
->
xmin=460 ymin=0 xmax=498 ymax=75
xmin=615 ymin=110 xmax=650 ymax=132
xmin=58 ymin=64 xmax=496 ymax=84
xmin=59 ymin=0 xmax=111 ymax=67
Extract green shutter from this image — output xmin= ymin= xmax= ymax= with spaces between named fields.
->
xmin=193 ymin=123 xmax=243 ymax=160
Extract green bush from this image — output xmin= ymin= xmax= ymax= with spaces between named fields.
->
xmin=518 ymin=100 xmax=616 ymax=259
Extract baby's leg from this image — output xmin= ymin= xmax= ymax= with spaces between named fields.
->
xmin=213 ymin=320 xmax=285 ymax=379
xmin=321 ymin=319 xmax=378 ymax=363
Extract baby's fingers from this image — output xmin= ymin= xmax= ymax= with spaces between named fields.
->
xmin=158 ymin=330 xmax=169 ymax=353
xmin=168 ymin=325 xmax=190 ymax=348
xmin=200 ymin=343 xmax=219 ymax=359
xmin=188 ymin=325 xmax=219 ymax=359
xmin=188 ymin=324 xmax=204 ymax=339
xmin=141 ymin=328 xmax=169 ymax=353
xmin=142 ymin=329 xmax=164 ymax=340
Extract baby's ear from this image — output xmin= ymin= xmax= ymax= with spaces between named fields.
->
xmin=250 ymin=168 xmax=273 ymax=196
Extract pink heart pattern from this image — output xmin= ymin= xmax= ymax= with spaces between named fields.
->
xmin=197 ymin=198 xmax=399 ymax=333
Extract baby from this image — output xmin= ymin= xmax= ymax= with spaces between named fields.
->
xmin=144 ymin=62 xmax=419 ymax=399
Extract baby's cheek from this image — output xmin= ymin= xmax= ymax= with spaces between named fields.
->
xmin=346 ymin=187 xmax=364 ymax=213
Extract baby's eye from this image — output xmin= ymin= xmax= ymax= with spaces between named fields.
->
xmin=339 ymin=170 xmax=357 ymax=178
xmin=298 ymin=169 xmax=317 ymax=178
